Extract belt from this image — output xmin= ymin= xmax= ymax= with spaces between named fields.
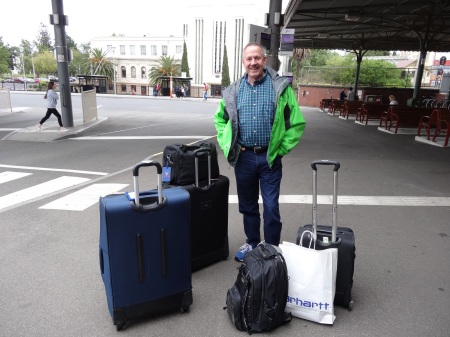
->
xmin=241 ymin=146 xmax=268 ymax=154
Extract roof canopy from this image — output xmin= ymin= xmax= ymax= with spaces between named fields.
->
xmin=283 ymin=0 xmax=450 ymax=52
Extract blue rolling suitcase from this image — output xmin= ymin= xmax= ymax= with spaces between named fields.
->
xmin=99 ymin=161 xmax=192 ymax=330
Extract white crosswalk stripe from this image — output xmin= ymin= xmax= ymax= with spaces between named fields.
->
xmin=40 ymin=183 xmax=129 ymax=211
xmin=0 ymin=176 xmax=91 ymax=211
xmin=2 ymin=171 xmax=450 ymax=212
xmin=228 ymin=195 xmax=450 ymax=206
xmin=0 ymin=171 xmax=32 ymax=184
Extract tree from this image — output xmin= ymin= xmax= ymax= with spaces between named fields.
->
xmin=35 ymin=23 xmax=53 ymax=53
xmin=33 ymin=51 xmax=57 ymax=75
xmin=148 ymin=56 xmax=181 ymax=85
xmin=88 ymin=48 xmax=113 ymax=78
xmin=69 ymin=49 xmax=90 ymax=76
xmin=181 ymin=41 xmax=190 ymax=77
xmin=291 ymin=48 xmax=311 ymax=80
xmin=0 ymin=38 xmax=11 ymax=74
xmin=221 ymin=45 xmax=230 ymax=87
xmin=66 ymin=35 xmax=77 ymax=51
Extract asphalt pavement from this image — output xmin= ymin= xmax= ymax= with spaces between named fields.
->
xmin=1 ymin=97 xmax=450 ymax=337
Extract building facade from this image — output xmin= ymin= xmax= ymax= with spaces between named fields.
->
xmin=89 ymin=1 xmax=271 ymax=96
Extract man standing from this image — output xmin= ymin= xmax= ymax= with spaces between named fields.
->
xmin=347 ymin=87 xmax=354 ymax=101
xmin=339 ymin=88 xmax=347 ymax=101
xmin=214 ymin=42 xmax=306 ymax=261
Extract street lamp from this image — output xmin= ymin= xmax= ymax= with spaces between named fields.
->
xmin=111 ymin=47 xmax=117 ymax=95
xmin=31 ymin=47 xmax=36 ymax=79
xmin=19 ymin=47 xmax=26 ymax=91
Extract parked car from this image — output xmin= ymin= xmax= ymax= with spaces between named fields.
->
xmin=69 ymin=77 xmax=77 ymax=82
xmin=1 ymin=78 xmax=13 ymax=83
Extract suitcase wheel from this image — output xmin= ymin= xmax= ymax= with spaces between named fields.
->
xmin=116 ymin=323 xmax=126 ymax=331
xmin=348 ymin=300 xmax=353 ymax=311
xmin=180 ymin=306 xmax=190 ymax=314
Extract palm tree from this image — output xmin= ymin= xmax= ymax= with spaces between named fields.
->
xmin=148 ymin=55 xmax=181 ymax=85
xmin=87 ymin=48 xmax=113 ymax=79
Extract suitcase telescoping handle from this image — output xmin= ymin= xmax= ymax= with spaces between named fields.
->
xmin=194 ymin=147 xmax=211 ymax=187
xmin=132 ymin=160 xmax=163 ymax=208
xmin=311 ymin=160 xmax=340 ymax=243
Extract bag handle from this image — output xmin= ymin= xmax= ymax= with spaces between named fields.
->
xmin=131 ymin=160 xmax=166 ymax=211
xmin=311 ymin=160 xmax=340 ymax=243
xmin=299 ymin=230 xmax=316 ymax=250
xmin=194 ymin=147 xmax=211 ymax=187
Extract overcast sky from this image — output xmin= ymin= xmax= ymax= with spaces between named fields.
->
xmin=1 ymin=0 xmax=283 ymax=47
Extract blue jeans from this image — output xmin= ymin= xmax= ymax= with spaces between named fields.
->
xmin=234 ymin=150 xmax=283 ymax=247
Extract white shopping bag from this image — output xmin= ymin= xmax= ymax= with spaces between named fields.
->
xmin=280 ymin=236 xmax=338 ymax=325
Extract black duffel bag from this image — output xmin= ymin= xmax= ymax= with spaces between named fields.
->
xmin=161 ymin=142 xmax=220 ymax=186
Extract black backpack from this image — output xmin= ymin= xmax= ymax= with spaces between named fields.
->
xmin=225 ymin=242 xmax=292 ymax=334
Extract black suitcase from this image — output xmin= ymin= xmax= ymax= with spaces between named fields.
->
xmin=296 ymin=160 xmax=355 ymax=311
xmin=180 ymin=147 xmax=229 ymax=271
xmin=99 ymin=161 xmax=193 ymax=330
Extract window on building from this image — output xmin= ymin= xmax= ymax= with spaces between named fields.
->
xmin=121 ymin=66 xmax=126 ymax=78
xmin=130 ymin=45 xmax=136 ymax=55
xmin=162 ymin=45 xmax=168 ymax=56
xmin=141 ymin=45 xmax=146 ymax=55
xmin=141 ymin=67 xmax=147 ymax=79
xmin=213 ymin=21 xmax=226 ymax=74
xmin=120 ymin=45 xmax=125 ymax=55
xmin=151 ymin=45 xmax=157 ymax=55
xmin=183 ymin=24 xmax=188 ymax=38
xmin=107 ymin=45 xmax=112 ymax=53
xmin=121 ymin=84 xmax=127 ymax=92
xmin=131 ymin=66 xmax=136 ymax=78
xmin=176 ymin=45 xmax=182 ymax=53
xmin=131 ymin=85 xmax=136 ymax=94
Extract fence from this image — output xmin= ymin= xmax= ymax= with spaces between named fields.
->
xmin=81 ymin=89 xmax=98 ymax=124
xmin=297 ymin=65 xmax=446 ymax=89
xmin=0 ymin=88 xmax=12 ymax=113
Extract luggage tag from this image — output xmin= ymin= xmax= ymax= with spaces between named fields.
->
xmin=125 ymin=191 xmax=136 ymax=201
xmin=162 ymin=154 xmax=172 ymax=183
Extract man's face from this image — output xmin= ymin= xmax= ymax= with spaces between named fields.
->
xmin=242 ymin=45 xmax=267 ymax=83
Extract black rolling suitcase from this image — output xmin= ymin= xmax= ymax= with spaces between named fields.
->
xmin=99 ymin=161 xmax=193 ymax=330
xmin=180 ymin=147 xmax=229 ymax=271
xmin=296 ymin=160 xmax=355 ymax=310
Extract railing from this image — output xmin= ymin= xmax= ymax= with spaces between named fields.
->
xmin=81 ymin=89 xmax=98 ymax=124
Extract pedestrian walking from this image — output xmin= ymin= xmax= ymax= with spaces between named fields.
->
xmin=203 ymin=82 xmax=209 ymax=100
xmin=36 ymin=81 xmax=67 ymax=131
xmin=214 ymin=42 xmax=306 ymax=262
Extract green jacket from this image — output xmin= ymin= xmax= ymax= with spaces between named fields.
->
xmin=214 ymin=67 xmax=306 ymax=167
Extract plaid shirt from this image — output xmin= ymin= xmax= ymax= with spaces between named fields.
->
xmin=237 ymin=71 xmax=275 ymax=147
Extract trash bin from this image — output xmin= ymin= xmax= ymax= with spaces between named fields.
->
xmin=82 ymin=85 xmax=94 ymax=92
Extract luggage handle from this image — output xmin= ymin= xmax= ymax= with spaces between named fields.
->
xmin=311 ymin=160 xmax=339 ymax=243
xmin=194 ymin=147 xmax=211 ymax=187
xmin=131 ymin=160 xmax=167 ymax=211
xmin=311 ymin=159 xmax=340 ymax=171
